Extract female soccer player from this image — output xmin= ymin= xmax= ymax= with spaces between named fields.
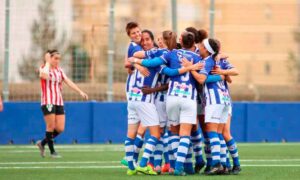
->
xmin=133 ymin=30 xmax=178 ymax=174
xmin=36 ymin=50 xmax=88 ymax=158
xmin=189 ymin=38 xmax=232 ymax=175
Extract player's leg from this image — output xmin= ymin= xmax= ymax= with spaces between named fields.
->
xmin=205 ymin=105 xmax=224 ymax=175
xmin=223 ymin=108 xmax=241 ymax=175
xmin=37 ymin=105 xmax=56 ymax=158
xmin=136 ymin=102 xmax=160 ymax=175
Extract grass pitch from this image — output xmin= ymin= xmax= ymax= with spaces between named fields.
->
xmin=0 ymin=143 xmax=300 ymax=180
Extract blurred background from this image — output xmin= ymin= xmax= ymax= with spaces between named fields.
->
xmin=0 ymin=0 xmax=300 ymax=102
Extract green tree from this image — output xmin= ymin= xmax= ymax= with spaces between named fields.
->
xmin=18 ymin=0 xmax=67 ymax=81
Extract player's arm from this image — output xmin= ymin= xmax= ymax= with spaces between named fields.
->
xmin=142 ymin=84 xmax=169 ymax=95
xmin=133 ymin=51 xmax=146 ymax=58
xmin=205 ymin=74 xmax=225 ymax=83
xmin=39 ymin=53 xmax=51 ymax=80
xmin=0 ymin=94 xmax=3 ymax=112
xmin=211 ymin=66 xmax=239 ymax=76
xmin=128 ymin=57 xmax=165 ymax=68
xmin=191 ymin=71 xmax=207 ymax=84
xmin=63 ymin=76 xmax=88 ymax=100
xmin=133 ymin=63 xmax=150 ymax=77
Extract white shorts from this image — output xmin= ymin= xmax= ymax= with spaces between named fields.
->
xmin=228 ymin=105 xmax=232 ymax=116
xmin=127 ymin=101 xmax=160 ymax=127
xmin=154 ymin=100 xmax=168 ymax=128
xmin=166 ymin=96 xmax=197 ymax=126
xmin=205 ymin=104 xmax=229 ymax=124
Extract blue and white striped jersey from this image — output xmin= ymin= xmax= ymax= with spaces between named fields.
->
xmin=218 ymin=58 xmax=234 ymax=104
xmin=126 ymin=42 xmax=143 ymax=101
xmin=145 ymin=48 xmax=170 ymax=102
xmin=161 ymin=49 xmax=201 ymax=100
xmin=202 ymin=56 xmax=231 ymax=106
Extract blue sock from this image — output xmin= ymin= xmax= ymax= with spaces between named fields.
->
xmin=154 ymin=135 xmax=164 ymax=167
xmin=162 ymin=131 xmax=170 ymax=164
xmin=184 ymin=142 xmax=194 ymax=173
xmin=175 ymin=136 xmax=190 ymax=171
xmin=226 ymin=138 xmax=240 ymax=166
xmin=168 ymin=131 xmax=180 ymax=169
xmin=207 ymin=131 xmax=220 ymax=166
xmin=139 ymin=136 xmax=158 ymax=167
xmin=219 ymin=133 xmax=227 ymax=167
xmin=203 ymin=132 xmax=212 ymax=166
xmin=133 ymin=134 xmax=144 ymax=163
xmin=191 ymin=129 xmax=204 ymax=165
xmin=125 ymin=137 xmax=135 ymax=170
xmin=226 ymin=149 xmax=232 ymax=168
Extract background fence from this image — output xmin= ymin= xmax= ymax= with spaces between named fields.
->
xmin=1 ymin=0 xmax=300 ymax=102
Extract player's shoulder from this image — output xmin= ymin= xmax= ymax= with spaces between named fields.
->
xmin=129 ymin=41 xmax=140 ymax=48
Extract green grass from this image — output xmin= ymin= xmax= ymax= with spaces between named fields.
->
xmin=0 ymin=143 xmax=300 ymax=180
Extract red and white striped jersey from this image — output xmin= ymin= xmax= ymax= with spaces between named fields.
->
xmin=40 ymin=66 xmax=66 ymax=106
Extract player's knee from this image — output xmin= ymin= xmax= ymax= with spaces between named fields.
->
xmin=55 ymin=127 xmax=64 ymax=133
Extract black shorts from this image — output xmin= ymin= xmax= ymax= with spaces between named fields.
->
xmin=41 ymin=105 xmax=65 ymax=115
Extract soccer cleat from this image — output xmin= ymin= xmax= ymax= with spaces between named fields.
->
xmin=220 ymin=165 xmax=231 ymax=175
xmin=174 ymin=167 xmax=186 ymax=176
xmin=50 ymin=152 xmax=62 ymax=158
xmin=231 ymin=165 xmax=241 ymax=175
xmin=36 ymin=140 xmax=45 ymax=158
xmin=184 ymin=164 xmax=195 ymax=175
xmin=194 ymin=161 xmax=206 ymax=174
xmin=204 ymin=166 xmax=211 ymax=175
xmin=154 ymin=165 xmax=161 ymax=175
xmin=206 ymin=163 xmax=224 ymax=175
xmin=168 ymin=167 xmax=175 ymax=175
xmin=127 ymin=169 xmax=137 ymax=175
xmin=136 ymin=165 xmax=158 ymax=175
xmin=161 ymin=163 xmax=170 ymax=173
xmin=120 ymin=157 xmax=128 ymax=167
xmin=147 ymin=162 xmax=154 ymax=170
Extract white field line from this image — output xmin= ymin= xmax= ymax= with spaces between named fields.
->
xmin=1 ymin=159 xmax=300 ymax=165
xmin=0 ymin=145 xmax=124 ymax=149
xmin=0 ymin=164 xmax=300 ymax=169
xmin=240 ymin=159 xmax=300 ymax=162
xmin=0 ymin=161 xmax=120 ymax=165
xmin=5 ymin=149 xmax=124 ymax=153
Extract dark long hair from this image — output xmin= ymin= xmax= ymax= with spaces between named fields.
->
xmin=142 ymin=29 xmax=158 ymax=48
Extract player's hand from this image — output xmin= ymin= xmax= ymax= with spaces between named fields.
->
xmin=215 ymin=53 xmax=229 ymax=61
xmin=136 ymin=65 xmax=150 ymax=77
xmin=225 ymin=75 xmax=232 ymax=83
xmin=127 ymin=57 xmax=135 ymax=63
xmin=190 ymin=62 xmax=204 ymax=71
xmin=44 ymin=52 xmax=51 ymax=63
xmin=141 ymin=86 xmax=154 ymax=95
xmin=211 ymin=66 xmax=224 ymax=75
xmin=181 ymin=57 xmax=193 ymax=67
xmin=0 ymin=102 xmax=3 ymax=112
xmin=80 ymin=91 xmax=89 ymax=100
xmin=124 ymin=59 xmax=132 ymax=68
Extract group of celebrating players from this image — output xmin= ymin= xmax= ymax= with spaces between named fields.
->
xmin=34 ymin=19 xmax=241 ymax=177
xmin=122 ymin=21 xmax=241 ymax=176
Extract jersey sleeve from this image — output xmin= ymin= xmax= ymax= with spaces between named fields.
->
xmin=60 ymin=68 xmax=67 ymax=81
xmin=145 ymin=49 xmax=159 ymax=59
xmin=220 ymin=59 xmax=234 ymax=70
xmin=199 ymin=58 xmax=214 ymax=76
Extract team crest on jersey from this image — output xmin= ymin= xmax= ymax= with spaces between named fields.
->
xmin=46 ymin=104 xmax=53 ymax=112
xmin=173 ymin=82 xmax=191 ymax=96
xmin=129 ymin=87 xmax=142 ymax=98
